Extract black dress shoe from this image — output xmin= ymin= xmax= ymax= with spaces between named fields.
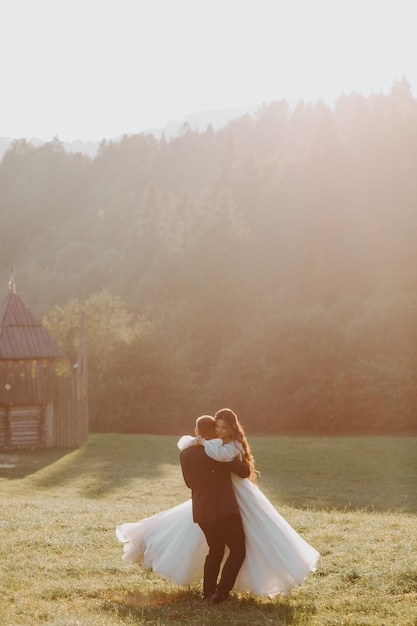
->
xmin=211 ymin=591 xmax=230 ymax=604
xmin=203 ymin=591 xmax=214 ymax=601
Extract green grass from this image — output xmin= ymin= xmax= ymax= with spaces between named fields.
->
xmin=1 ymin=434 xmax=416 ymax=625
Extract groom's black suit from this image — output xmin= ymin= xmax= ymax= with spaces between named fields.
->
xmin=180 ymin=444 xmax=249 ymax=599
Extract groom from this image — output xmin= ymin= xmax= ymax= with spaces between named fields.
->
xmin=180 ymin=414 xmax=249 ymax=604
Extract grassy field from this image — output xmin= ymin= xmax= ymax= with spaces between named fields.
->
xmin=0 ymin=434 xmax=416 ymax=626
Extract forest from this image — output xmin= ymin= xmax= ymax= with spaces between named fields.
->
xmin=1 ymin=78 xmax=416 ymax=435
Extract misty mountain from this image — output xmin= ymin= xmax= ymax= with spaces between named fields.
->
xmin=0 ymin=105 xmax=257 ymax=160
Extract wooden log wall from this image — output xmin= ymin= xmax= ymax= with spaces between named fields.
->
xmin=0 ymin=365 xmax=88 ymax=450
xmin=0 ymin=359 xmax=56 ymax=404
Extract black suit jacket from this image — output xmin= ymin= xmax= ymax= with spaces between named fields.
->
xmin=180 ymin=445 xmax=250 ymax=524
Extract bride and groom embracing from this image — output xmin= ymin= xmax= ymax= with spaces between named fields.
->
xmin=116 ymin=408 xmax=319 ymax=602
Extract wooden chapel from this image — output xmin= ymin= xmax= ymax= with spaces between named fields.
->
xmin=0 ymin=277 xmax=88 ymax=449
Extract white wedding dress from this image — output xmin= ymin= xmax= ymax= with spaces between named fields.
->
xmin=116 ymin=436 xmax=319 ymax=597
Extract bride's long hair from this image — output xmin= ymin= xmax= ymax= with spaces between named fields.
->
xmin=214 ymin=408 xmax=257 ymax=483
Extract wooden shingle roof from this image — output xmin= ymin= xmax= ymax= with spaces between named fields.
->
xmin=0 ymin=291 xmax=65 ymax=359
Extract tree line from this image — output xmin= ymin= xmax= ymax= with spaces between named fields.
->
xmin=1 ymin=79 xmax=416 ymax=434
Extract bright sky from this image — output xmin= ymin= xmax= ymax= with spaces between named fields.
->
xmin=1 ymin=0 xmax=416 ymax=141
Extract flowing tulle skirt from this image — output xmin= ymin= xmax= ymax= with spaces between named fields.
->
xmin=116 ymin=476 xmax=319 ymax=597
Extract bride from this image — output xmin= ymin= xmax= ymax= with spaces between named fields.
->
xmin=116 ymin=408 xmax=319 ymax=598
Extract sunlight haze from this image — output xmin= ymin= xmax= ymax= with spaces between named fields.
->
xmin=1 ymin=0 xmax=416 ymax=141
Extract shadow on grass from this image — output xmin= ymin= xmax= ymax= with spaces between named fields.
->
xmin=0 ymin=447 xmax=76 ymax=480
xmin=252 ymin=436 xmax=417 ymax=513
xmin=1 ymin=434 xmax=183 ymax=498
xmin=100 ymin=587 xmax=316 ymax=625
xmin=2 ymin=434 xmax=416 ymax=512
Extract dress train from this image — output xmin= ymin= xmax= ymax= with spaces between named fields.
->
xmin=116 ymin=474 xmax=319 ymax=597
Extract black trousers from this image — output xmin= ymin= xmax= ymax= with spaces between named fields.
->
xmin=198 ymin=514 xmax=246 ymax=597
